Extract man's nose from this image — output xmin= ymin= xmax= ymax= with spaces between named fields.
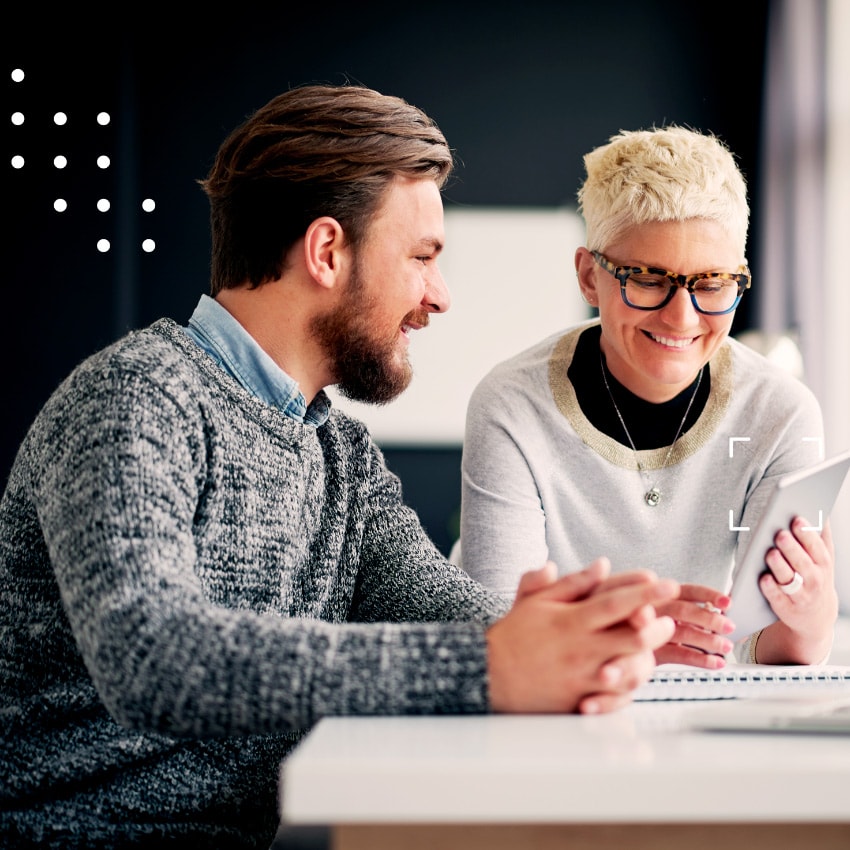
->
xmin=423 ymin=266 xmax=450 ymax=313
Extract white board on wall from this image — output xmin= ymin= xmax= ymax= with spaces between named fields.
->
xmin=327 ymin=206 xmax=589 ymax=444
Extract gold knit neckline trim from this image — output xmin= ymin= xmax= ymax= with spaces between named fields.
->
xmin=548 ymin=322 xmax=732 ymax=471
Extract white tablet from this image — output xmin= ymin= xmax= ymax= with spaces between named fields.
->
xmin=728 ymin=449 xmax=850 ymax=641
xmin=688 ymin=692 xmax=850 ymax=735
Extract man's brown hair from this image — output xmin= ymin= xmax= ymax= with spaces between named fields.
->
xmin=200 ymin=84 xmax=454 ymax=295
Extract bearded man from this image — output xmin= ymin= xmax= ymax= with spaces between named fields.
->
xmin=0 ymin=84 xmax=677 ymax=849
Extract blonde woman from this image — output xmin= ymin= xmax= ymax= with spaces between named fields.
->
xmin=460 ymin=126 xmax=836 ymax=668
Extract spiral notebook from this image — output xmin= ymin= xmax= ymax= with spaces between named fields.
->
xmin=634 ymin=663 xmax=850 ymax=702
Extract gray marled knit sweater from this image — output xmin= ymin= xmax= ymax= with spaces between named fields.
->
xmin=0 ymin=319 xmax=507 ymax=849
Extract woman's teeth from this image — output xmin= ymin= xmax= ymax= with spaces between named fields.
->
xmin=648 ymin=332 xmax=693 ymax=348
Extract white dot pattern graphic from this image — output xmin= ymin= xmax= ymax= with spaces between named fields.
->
xmin=9 ymin=73 xmax=156 ymax=254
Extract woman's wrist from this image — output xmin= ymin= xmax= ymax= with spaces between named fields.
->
xmin=747 ymin=628 xmax=763 ymax=664
xmin=753 ymin=620 xmax=834 ymax=665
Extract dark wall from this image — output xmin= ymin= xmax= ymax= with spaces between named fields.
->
xmin=4 ymin=2 xmax=769 ymax=547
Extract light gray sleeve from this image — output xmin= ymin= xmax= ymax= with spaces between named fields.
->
xmin=459 ymin=371 xmax=551 ymax=597
xmin=728 ymin=362 xmax=827 ymax=658
xmin=733 ymin=376 xmax=826 ymax=565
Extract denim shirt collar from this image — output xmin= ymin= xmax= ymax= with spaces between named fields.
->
xmin=182 ymin=294 xmax=330 ymax=427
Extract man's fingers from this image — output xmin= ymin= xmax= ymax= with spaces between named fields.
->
xmin=580 ymin=646 xmax=661 ymax=714
xmin=578 ymin=579 xmax=679 ymax=631
xmin=513 ymin=560 xmax=559 ymax=601
xmin=516 ymin=561 xmax=678 ymax=611
xmin=585 ymin=568 xmax=659 ymax=596
xmin=626 ymin=602 xmax=657 ymax=630
xmin=579 ymin=690 xmax=636 ymax=715
xmin=538 ymin=561 xmax=669 ymax=605
xmin=640 ymin=613 xmax=677 ymax=650
xmin=518 ymin=557 xmax=612 ymax=604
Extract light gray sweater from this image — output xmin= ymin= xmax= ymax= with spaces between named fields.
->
xmin=0 ymin=319 xmax=507 ymax=848
xmin=460 ymin=322 xmax=824 ymax=600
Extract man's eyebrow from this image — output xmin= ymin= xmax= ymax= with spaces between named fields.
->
xmin=414 ymin=237 xmax=444 ymax=253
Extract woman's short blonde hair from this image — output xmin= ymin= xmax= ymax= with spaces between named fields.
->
xmin=577 ymin=126 xmax=749 ymax=259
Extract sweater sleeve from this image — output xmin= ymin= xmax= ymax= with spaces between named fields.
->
xmin=458 ymin=365 xmax=552 ymax=597
xmin=732 ymin=371 xmax=826 ymax=566
xmin=22 ymin=355 xmax=507 ymax=740
xmin=349 ymin=435 xmax=512 ymax=624
xmin=725 ymin=349 xmax=826 ymax=661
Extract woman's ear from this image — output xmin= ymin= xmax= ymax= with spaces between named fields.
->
xmin=575 ymin=247 xmax=600 ymax=307
xmin=303 ymin=216 xmax=349 ymax=290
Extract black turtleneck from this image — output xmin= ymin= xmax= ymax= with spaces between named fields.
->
xmin=567 ymin=325 xmax=711 ymax=450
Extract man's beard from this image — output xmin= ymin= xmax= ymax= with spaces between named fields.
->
xmin=310 ymin=266 xmax=426 ymax=405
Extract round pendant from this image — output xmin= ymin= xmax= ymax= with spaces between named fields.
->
xmin=644 ymin=488 xmax=661 ymax=507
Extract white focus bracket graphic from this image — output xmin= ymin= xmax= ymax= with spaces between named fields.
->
xmin=799 ymin=439 xmax=825 ymax=530
xmin=729 ymin=438 xmax=751 ymax=530
xmin=729 ymin=437 xmax=751 ymax=458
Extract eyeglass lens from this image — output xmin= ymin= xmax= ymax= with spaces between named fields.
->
xmin=624 ymin=274 xmax=740 ymax=312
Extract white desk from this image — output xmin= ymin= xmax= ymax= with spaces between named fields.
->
xmin=279 ymin=702 xmax=850 ymax=850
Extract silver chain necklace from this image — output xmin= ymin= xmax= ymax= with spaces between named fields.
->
xmin=599 ymin=352 xmax=703 ymax=507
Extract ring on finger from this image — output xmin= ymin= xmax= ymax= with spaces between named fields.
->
xmin=778 ymin=570 xmax=804 ymax=596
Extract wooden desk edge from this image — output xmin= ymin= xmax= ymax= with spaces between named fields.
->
xmin=331 ymin=822 xmax=850 ymax=850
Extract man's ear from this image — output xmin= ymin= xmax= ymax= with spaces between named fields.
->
xmin=303 ymin=216 xmax=349 ymax=290
xmin=575 ymin=247 xmax=600 ymax=307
